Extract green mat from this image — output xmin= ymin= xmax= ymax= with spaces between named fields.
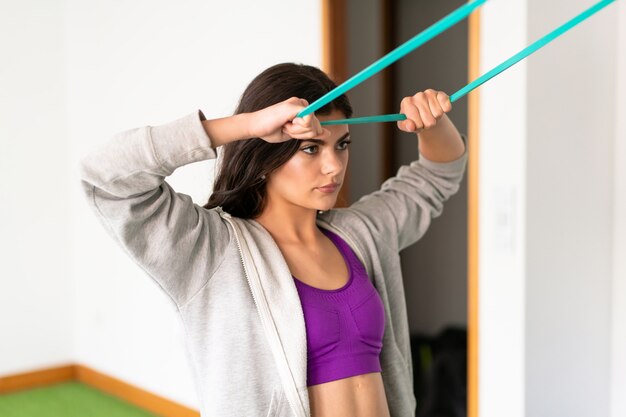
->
xmin=0 ymin=381 xmax=160 ymax=417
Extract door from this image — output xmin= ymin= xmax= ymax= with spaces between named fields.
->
xmin=321 ymin=1 xmax=480 ymax=416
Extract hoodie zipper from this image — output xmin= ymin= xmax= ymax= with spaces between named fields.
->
xmin=221 ymin=214 xmax=306 ymax=417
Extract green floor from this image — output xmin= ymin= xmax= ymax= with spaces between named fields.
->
xmin=0 ymin=381 xmax=160 ymax=417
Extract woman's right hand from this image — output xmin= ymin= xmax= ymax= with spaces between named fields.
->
xmin=247 ymin=97 xmax=332 ymax=144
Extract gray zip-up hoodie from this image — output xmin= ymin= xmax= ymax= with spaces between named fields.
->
xmin=78 ymin=110 xmax=467 ymax=417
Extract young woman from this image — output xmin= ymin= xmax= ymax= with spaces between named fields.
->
xmin=80 ymin=63 xmax=466 ymax=417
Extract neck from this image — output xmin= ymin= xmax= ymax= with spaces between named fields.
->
xmin=254 ymin=202 xmax=324 ymax=246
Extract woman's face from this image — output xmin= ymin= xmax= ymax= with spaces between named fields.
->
xmin=266 ymin=109 xmax=351 ymax=212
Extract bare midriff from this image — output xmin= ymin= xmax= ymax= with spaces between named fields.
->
xmin=307 ymin=372 xmax=391 ymax=417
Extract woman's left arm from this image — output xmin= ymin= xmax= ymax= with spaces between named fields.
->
xmin=398 ymin=89 xmax=465 ymax=162
xmin=342 ymin=88 xmax=467 ymax=252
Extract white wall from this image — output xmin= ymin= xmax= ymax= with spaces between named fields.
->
xmin=525 ymin=1 xmax=615 ymax=416
xmin=479 ymin=1 xmax=622 ymax=417
xmin=478 ymin=0 xmax=528 ymax=416
xmin=0 ymin=0 xmax=322 ymax=410
xmin=68 ymin=0 xmax=322 ymax=409
xmin=611 ymin=3 xmax=626 ymax=417
xmin=0 ymin=0 xmax=74 ymax=376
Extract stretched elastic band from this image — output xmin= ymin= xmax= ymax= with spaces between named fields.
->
xmin=321 ymin=0 xmax=616 ymax=126
xmin=296 ymin=0 xmax=487 ymax=119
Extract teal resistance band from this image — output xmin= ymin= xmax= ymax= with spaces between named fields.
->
xmin=295 ymin=0 xmax=487 ymax=119
xmin=321 ymin=0 xmax=617 ymax=126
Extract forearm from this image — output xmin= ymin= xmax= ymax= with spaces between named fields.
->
xmin=417 ymin=113 xmax=465 ymax=162
xmin=201 ymin=112 xmax=253 ymax=147
xmin=80 ymin=110 xmax=217 ymax=197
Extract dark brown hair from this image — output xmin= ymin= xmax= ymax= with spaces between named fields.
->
xmin=203 ymin=63 xmax=353 ymax=219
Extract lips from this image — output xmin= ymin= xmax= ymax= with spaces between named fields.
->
xmin=317 ymin=183 xmax=340 ymax=192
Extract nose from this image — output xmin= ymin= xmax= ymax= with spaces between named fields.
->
xmin=321 ymin=147 xmax=345 ymax=175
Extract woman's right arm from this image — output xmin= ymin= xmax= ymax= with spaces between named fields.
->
xmin=79 ymin=100 xmax=327 ymax=309
xmin=79 ymin=110 xmax=237 ymax=310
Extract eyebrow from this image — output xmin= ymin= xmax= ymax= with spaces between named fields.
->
xmin=300 ymin=132 xmax=351 ymax=145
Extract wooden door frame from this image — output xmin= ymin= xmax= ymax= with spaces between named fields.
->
xmin=321 ymin=2 xmax=480 ymax=417
xmin=467 ymin=10 xmax=480 ymax=417
xmin=320 ymin=0 xmax=350 ymax=208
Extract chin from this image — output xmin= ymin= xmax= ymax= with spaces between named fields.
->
xmin=318 ymin=202 xmax=336 ymax=211
xmin=304 ymin=196 xmax=337 ymax=212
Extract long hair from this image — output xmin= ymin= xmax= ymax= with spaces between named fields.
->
xmin=204 ymin=63 xmax=353 ymax=219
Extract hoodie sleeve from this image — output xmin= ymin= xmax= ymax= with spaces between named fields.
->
xmin=346 ymin=135 xmax=468 ymax=252
xmin=79 ymin=110 xmax=231 ymax=309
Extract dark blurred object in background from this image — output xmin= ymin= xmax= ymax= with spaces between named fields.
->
xmin=411 ymin=326 xmax=467 ymax=417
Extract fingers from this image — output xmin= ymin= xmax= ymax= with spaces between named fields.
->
xmin=399 ymin=96 xmax=422 ymax=132
xmin=290 ymin=111 xmax=327 ymax=139
xmin=283 ymin=125 xmax=331 ymax=140
xmin=398 ymin=89 xmax=452 ymax=133
xmin=425 ymin=89 xmax=444 ymax=120
xmin=284 ymin=97 xmax=310 ymax=124
xmin=281 ymin=97 xmax=330 ymax=139
xmin=436 ymin=91 xmax=452 ymax=113
xmin=283 ymin=118 xmax=329 ymax=140
xmin=286 ymin=97 xmax=309 ymax=108
xmin=292 ymin=113 xmax=312 ymax=127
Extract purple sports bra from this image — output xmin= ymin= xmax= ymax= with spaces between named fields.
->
xmin=292 ymin=227 xmax=385 ymax=386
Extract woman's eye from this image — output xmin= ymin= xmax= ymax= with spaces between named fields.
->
xmin=301 ymin=141 xmax=351 ymax=155
xmin=338 ymin=140 xmax=352 ymax=150
xmin=301 ymin=146 xmax=318 ymax=154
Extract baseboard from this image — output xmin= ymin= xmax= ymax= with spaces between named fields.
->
xmin=0 ymin=364 xmax=75 ymax=393
xmin=0 ymin=364 xmax=200 ymax=417
xmin=75 ymin=364 xmax=199 ymax=417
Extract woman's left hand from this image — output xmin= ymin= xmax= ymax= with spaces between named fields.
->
xmin=397 ymin=89 xmax=452 ymax=133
